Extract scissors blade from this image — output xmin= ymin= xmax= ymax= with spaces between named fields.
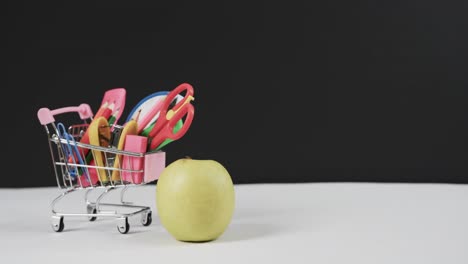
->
xmin=147 ymin=97 xmax=176 ymax=138
xmin=149 ymin=103 xmax=194 ymax=150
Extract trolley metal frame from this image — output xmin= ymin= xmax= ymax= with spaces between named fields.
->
xmin=39 ymin=105 xmax=158 ymax=234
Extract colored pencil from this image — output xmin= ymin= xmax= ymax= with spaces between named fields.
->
xmin=108 ymin=108 xmax=120 ymax=127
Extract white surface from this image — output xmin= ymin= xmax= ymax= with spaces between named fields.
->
xmin=1 ymin=183 xmax=467 ymax=263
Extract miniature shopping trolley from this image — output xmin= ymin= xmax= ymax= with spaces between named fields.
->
xmin=37 ymin=104 xmax=165 ymax=234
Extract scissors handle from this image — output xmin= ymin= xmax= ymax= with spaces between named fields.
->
xmin=149 ymin=103 xmax=194 ymax=150
xmin=148 ymin=83 xmax=194 ymax=138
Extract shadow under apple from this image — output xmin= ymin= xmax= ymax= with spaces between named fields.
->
xmin=214 ymin=222 xmax=276 ymax=243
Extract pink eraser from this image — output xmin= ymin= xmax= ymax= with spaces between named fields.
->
xmin=144 ymin=151 xmax=165 ymax=183
xmin=122 ymin=135 xmax=147 ymax=184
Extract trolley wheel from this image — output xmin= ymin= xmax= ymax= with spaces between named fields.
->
xmin=117 ymin=217 xmax=130 ymax=234
xmin=141 ymin=211 xmax=152 ymax=227
xmin=51 ymin=216 xmax=64 ymax=232
xmin=88 ymin=208 xmax=97 ymax=222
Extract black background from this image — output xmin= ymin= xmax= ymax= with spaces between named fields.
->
xmin=5 ymin=1 xmax=468 ymax=187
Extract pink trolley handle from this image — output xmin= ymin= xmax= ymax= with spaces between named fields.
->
xmin=37 ymin=104 xmax=94 ymax=125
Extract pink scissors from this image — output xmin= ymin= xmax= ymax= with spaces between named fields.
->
xmin=147 ymin=83 xmax=195 ymax=150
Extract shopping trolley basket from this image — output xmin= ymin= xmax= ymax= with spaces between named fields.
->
xmin=37 ymin=104 xmax=165 ymax=234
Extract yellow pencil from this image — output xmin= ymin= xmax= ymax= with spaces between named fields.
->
xmin=134 ymin=109 xmax=142 ymax=123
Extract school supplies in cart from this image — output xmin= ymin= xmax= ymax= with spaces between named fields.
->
xmin=56 ymin=123 xmax=85 ymax=178
xmin=126 ymin=91 xmax=169 ymax=133
xmin=76 ymin=88 xmax=125 ymax=158
xmin=111 ymin=119 xmax=138 ymax=182
xmin=146 ymin=83 xmax=195 ymax=151
xmin=121 ymin=135 xmax=147 ymax=184
xmin=37 ymin=84 xmax=195 ymax=234
xmin=126 ymin=89 xmax=187 ymax=146
xmin=87 ymin=116 xmax=112 ymax=183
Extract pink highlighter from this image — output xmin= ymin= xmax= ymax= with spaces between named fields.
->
xmin=121 ymin=135 xmax=147 ymax=184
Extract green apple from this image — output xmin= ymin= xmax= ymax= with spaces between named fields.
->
xmin=156 ymin=157 xmax=235 ymax=242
